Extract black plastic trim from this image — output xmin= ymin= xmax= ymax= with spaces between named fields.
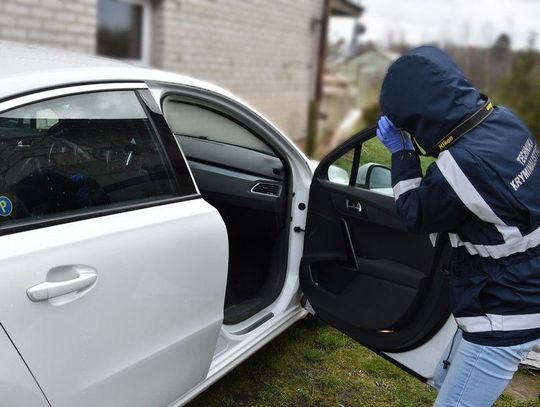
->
xmin=230 ymin=313 xmax=274 ymax=335
xmin=349 ymin=146 xmax=361 ymax=186
xmin=187 ymin=159 xmax=283 ymax=213
xmin=177 ymin=135 xmax=285 ymax=181
xmin=0 ymin=195 xmax=201 ymax=237
xmin=136 ymin=89 xmax=198 ymax=196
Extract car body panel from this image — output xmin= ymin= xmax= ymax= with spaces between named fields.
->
xmin=0 ymin=41 xmax=236 ymax=103
xmin=0 ymin=44 xmax=314 ymax=403
xmin=0 ymin=198 xmax=228 ymax=407
xmin=171 ymin=306 xmax=309 ymax=406
xmin=0 ymin=42 xmax=314 ymax=406
xmin=0 ymin=326 xmax=49 ymax=407
xmin=386 ymin=317 xmax=457 ymax=383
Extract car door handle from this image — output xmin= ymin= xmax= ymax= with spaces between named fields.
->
xmin=27 ymin=266 xmax=98 ymax=302
xmin=346 ymin=199 xmax=362 ymax=213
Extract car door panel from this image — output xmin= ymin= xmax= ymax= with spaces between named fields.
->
xmin=0 ymin=200 xmax=227 ymax=407
xmin=301 ymin=127 xmax=454 ymax=380
xmin=0 ymin=325 xmax=49 ymax=407
xmin=302 ymin=180 xmax=441 ymax=333
xmin=0 ymin=85 xmax=229 ymax=406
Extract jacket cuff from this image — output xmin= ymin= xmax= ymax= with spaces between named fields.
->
xmin=391 ymin=150 xmax=422 ymax=186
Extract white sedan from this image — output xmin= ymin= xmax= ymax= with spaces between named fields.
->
xmin=0 ymin=42 xmax=457 ymax=407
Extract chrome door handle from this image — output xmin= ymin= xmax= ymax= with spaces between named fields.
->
xmin=27 ymin=266 xmax=98 ymax=302
xmin=346 ymin=199 xmax=362 ymax=213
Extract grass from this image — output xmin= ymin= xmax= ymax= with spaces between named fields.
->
xmin=331 ymin=130 xmax=436 ymax=181
xmin=359 ymin=137 xmax=436 ymax=175
xmin=189 ymin=318 xmax=540 ymax=407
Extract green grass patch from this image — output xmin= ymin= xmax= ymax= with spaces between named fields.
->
xmin=189 ymin=318 xmax=540 ymax=407
xmin=332 ymin=126 xmax=437 ymax=179
xmin=360 ymin=137 xmax=391 ymax=167
xmin=360 ymin=137 xmax=436 ymax=175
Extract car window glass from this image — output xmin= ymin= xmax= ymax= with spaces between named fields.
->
xmin=0 ymin=90 xmax=180 ymax=228
xmin=368 ymin=165 xmax=392 ymax=189
xmin=327 ymin=135 xmax=393 ymax=197
xmin=328 ymin=148 xmax=355 ymax=185
xmin=359 ymin=137 xmax=391 ymax=168
xmin=162 ymin=98 xmax=275 ymax=156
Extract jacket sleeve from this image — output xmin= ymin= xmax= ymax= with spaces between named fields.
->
xmin=391 ymin=150 xmax=468 ymax=234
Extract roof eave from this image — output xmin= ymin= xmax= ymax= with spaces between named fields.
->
xmin=330 ymin=0 xmax=364 ymax=17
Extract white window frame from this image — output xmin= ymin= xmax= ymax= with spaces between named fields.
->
xmin=97 ymin=0 xmax=152 ymax=66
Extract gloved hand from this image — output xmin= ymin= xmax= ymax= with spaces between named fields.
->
xmin=376 ymin=116 xmax=414 ymax=154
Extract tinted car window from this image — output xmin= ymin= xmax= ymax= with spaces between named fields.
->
xmin=0 ymin=90 xmax=180 ymax=227
xmin=162 ymin=98 xmax=275 ymax=156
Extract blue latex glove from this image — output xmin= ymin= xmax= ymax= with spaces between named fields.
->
xmin=376 ymin=116 xmax=414 ymax=154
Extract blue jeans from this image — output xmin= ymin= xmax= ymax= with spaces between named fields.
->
xmin=433 ymin=330 xmax=539 ymax=406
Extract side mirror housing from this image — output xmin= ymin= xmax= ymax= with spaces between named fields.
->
xmin=357 ymin=163 xmax=393 ymax=197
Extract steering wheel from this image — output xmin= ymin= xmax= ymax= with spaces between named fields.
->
xmin=43 ymin=122 xmax=92 ymax=164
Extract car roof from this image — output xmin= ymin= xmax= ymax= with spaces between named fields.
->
xmin=0 ymin=41 xmax=238 ymax=102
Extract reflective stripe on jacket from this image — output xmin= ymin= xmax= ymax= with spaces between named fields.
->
xmin=381 ymin=46 xmax=540 ymax=346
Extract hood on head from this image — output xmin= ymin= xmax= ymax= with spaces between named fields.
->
xmin=380 ymin=46 xmax=483 ymax=155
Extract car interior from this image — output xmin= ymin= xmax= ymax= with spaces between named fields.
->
xmin=300 ymin=130 xmax=452 ymax=354
xmin=0 ymin=91 xmax=178 ymax=226
xmin=162 ymin=98 xmax=290 ymax=324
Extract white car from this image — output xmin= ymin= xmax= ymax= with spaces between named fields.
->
xmin=0 ymin=42 xmax=457 ymax=407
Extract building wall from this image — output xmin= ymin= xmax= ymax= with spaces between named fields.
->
xmin=154 ymin=0 xmax=323 ymax=141
xmin=0 ymin=0 xmax=323 ymax=141
xmin=0 ymin=0 xmax=96 ymax=54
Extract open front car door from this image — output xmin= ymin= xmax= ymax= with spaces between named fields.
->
xmin=300 ymin=126 xmax=458 ymax=383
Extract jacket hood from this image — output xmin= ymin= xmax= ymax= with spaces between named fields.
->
xmin=380 ymin=46 xmax=483 ymax=154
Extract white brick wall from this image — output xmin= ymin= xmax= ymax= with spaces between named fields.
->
xmin=0 ymin=0 xmax=96 ymax=53
xmin=0 ymin=0 xmax=323 ymax=140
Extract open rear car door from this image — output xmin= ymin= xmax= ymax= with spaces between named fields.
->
xmin=300 ymin=127 xmax=458 ymax=383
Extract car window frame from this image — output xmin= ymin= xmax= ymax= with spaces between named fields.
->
xmin=0 ymin=82 xmax=199 ymax=237
xmin=326 ymin=131 xmax=395 ymax=193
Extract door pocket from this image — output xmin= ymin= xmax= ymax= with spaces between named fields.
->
xmin=304 ymin=257 xmax=428 ymax=331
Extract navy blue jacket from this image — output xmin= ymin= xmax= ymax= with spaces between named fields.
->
xmin=380 ymin=46 xmax=540 ymax=346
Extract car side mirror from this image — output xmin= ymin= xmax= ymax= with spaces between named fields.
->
xmin=355 ymin=163 xmax=393 ymax=196
xmin=327 ymin=165 xmax=350 ymax=185
xmin=367 ymin=164 xmax=391 ymax=190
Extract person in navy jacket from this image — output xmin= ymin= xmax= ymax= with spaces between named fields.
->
xmin=377 ymin=46 xmax=540 ymax=406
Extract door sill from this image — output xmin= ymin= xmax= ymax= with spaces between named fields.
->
xmin=229 ymin=312 xmax=274 ymax=335
xmin=170 ymin=307 xmax=307 ymax=407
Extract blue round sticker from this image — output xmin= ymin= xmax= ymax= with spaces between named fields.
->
xmin=0 ymin=196 xmax=13 ymax=217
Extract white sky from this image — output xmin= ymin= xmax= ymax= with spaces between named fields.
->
xmin=330 ymin=0 xmax=540 ymax=50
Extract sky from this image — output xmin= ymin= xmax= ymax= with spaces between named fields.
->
xmin=329 ymin=0 xmax=540 ymax=50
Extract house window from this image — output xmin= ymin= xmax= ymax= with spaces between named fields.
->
xmin=97 ymin=0 xmax=151 ymax=64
